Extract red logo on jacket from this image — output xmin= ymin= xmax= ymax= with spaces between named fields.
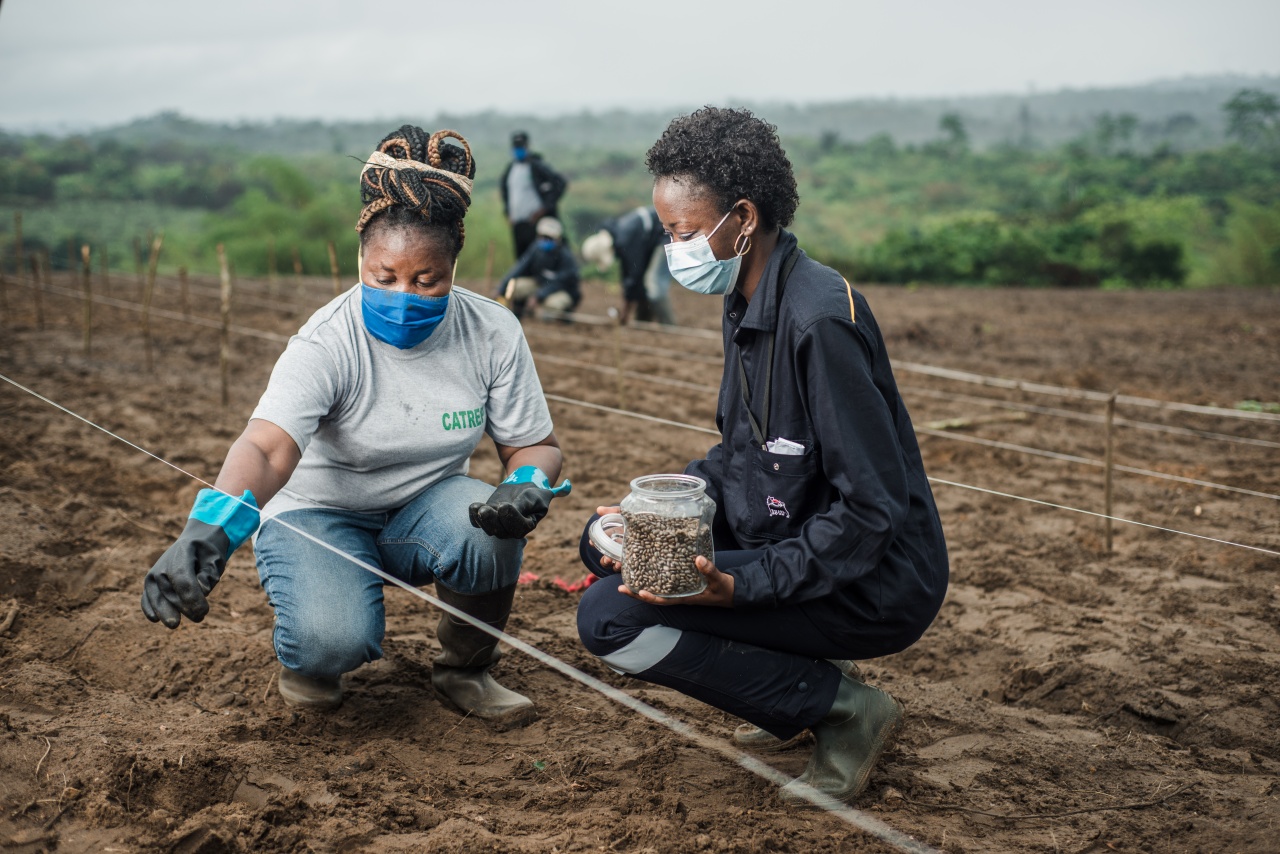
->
xmin=766 ymin=496 xmax=790 ymax=519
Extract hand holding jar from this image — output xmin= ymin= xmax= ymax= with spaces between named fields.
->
xmin=589 ymin=475 xmax=734 ymax=607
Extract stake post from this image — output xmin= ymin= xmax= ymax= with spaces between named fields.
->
xmin=30 ymin=255 xmax=44 ymax=330
xmin=142 ymin=233 xmax=164 ymax=372
xmin=217 ymin=244 xmax=233 ymax=408
xmin=1104 ymin=391 xmax=1117 ymax=554
xmin=80 ymin=245 xmax=93 ymax=357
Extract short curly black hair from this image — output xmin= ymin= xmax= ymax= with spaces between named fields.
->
xmin=646 ymin=107 xmax=799 ymax=231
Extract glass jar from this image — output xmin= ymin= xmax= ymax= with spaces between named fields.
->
xmin=617 ymin=474 xmax=715 ymax=598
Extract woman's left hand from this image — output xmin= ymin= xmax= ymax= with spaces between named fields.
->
xmin=621 ymin=555 xmax=734 ymax=608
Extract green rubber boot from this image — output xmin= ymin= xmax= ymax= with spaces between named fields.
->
xmin=431 ymin=585 xmax=536 ymax=731
xmin=778 ymin=674 xmax=903 ymax=803
xmin=732 ymin=660 xmax=862 ymax=751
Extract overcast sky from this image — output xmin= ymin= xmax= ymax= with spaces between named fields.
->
xmin=2 ymin=0 xmax=1278 ymax=131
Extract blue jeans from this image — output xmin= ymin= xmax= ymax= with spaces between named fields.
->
xmin=254 ymin=475 xmax=521 ymax=679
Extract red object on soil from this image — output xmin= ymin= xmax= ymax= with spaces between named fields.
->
xmin=552 ymin=574 xmax=597 ymax=593
xmin=517 ymin=571 xmax=540 ymax=585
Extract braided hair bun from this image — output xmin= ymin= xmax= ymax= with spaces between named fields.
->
xmin=356 ymin=125 xmax=476 ymax=254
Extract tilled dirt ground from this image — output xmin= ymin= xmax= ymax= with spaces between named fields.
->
xmin=0 ymin=271 xmax=1277 ymax=853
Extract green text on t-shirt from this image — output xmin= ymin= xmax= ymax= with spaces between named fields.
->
xmin=443 ymin=406 xmax=485 ymax=431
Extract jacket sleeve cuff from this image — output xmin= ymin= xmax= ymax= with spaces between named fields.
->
xmin=729 ymin=558 xmax=776 ymax=609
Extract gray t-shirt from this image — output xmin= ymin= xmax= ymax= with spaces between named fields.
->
xmin=251 ymin=285 xmax=553 ymax=521
xmin=505 ymin=161 xmax=542 ymax=223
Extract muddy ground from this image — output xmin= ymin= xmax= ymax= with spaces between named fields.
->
xmin=0 ymin=271 xmax=1277 ymax=853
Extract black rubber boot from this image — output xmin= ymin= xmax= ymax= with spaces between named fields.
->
xmin=431 ymin=584 xmax=536 ymax=731
xmin=778 ymin=673 xmax=903 ymax=804
xmin=732 ymin=660 xmax=862 ymax=751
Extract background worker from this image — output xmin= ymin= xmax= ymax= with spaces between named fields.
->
xmin=141 ymin=125 xmax=570 ymax=729
xmin=500 ymin=130 xmax=568 ymax=259
xmin=497 ymin=216 xmax=581 ymax=320
xmin=575 ymin=107 xmax=949 ymax=803
xmin=581 ymin=205 xmax=677 ymax=326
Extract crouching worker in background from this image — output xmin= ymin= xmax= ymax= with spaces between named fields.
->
xmin=575 ymin=108 xmax=948 ymax=801
xmin=140 ymin=125 xmax=569 ymax=730
xmin=496 ymin=216 xmax=581 ymax=321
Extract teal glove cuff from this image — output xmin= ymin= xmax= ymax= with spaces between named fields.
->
xmin=502 ymin=465 xmax=572 ymax=497
xmin=190 ymin=488 xmax=261 ymax=558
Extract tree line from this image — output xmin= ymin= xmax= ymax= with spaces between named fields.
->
xmin=1 ymin=87 xmax=1278 ymax=287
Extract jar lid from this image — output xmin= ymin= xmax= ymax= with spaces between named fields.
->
xmin=628 ymin=474 xmax=706 ymax=498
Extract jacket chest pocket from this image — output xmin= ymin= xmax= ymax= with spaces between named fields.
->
xmin=743 ymin=447 xmax=824 ymax=541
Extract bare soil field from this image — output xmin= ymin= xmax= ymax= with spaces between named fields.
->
xmin=1 ymin=272 xmax=1277 ymax=853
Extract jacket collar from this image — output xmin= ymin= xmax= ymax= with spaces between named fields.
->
xmin=728 ymin=229 xmax=798 ymax=333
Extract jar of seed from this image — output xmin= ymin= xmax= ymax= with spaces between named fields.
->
xmin=617 ymin=474 xmax=715 ymax=598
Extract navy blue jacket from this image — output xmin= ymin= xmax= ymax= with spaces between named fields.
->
xmin=601 ymin=206 xmax=667 ymax=303
xmin=500 ymin=241 xmax=581 ymax=308
xmin=686 ymin=230 xmax=948 ymax=653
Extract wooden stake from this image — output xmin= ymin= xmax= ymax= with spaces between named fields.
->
xmin=12 ymin=211 xmax=23 ymax=282
xmin=267 ymin=237 xmax=278 ymax=295
xmin=1104 ymin=391 xmax=1117 ymax=554
xmin=327 ymin=240 xmax=341 ymax=296
xmin=132 ymin=236 xmax=144 ymax=289
xmin=291 ymin=246 xmax=304 ymax=304
xmin=81 ymin=245 xmax=93 ymax=357
xmin=217 ymin=244 xmax=233 ymax=408
xmin=179 ymin=266 xmax=190 ymax=319
xmin=483 ymin=239 xmax=496 ymax=293
xmin=142 ymin=233 xmax=164 ymax=372
xmin=29 ymin=255 xmax=44 ymax=331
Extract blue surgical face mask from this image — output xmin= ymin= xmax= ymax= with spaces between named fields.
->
xmin=513 ymin=146 xmax=528 ymax=162
xmin=538 ymin=237 xmax=557 ymax=252
xmin=360 ymin=284 xmax=449 ymax=349
xmin=663 ymin=208 xmax=741 ymax=295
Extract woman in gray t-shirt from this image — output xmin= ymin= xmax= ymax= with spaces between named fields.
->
xmin=140 ymin=126 xmax=569 ymax=730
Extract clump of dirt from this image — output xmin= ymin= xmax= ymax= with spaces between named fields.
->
xmin=1 ymin=274 xmax=1277 ymax=852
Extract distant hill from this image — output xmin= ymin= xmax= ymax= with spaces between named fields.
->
xmin=26 ymin=74 xmax=1277 ymax=156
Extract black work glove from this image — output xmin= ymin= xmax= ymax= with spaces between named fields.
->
xmin=468 ymin=465 xmax=571 ymax=539
xmin=141 ymin=519 xmax=228 ymax=628
xmin=141 ymin=488 xmax=260 ymax=629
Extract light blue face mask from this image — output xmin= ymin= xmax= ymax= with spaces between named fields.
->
xmin=663 ymin=208 xmax=742 ymax=295
xmin=360 ymin=284 xmax=449 ymax=349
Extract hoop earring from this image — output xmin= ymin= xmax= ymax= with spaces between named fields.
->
xmin=733 ymin=232 xmax=752 ymax=257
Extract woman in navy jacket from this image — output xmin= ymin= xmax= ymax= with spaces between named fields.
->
xmin=575 ymin=107 xmax=949 ymax=803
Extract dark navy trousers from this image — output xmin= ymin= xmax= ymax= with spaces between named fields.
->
xmin=576 ymin=516 xmax=848 ymax=739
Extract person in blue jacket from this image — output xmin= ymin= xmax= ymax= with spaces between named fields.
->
xmin=575 ymin=107 xmax=949 ymax=803
xmin=497 ymin=216 xmax=581 ymax=320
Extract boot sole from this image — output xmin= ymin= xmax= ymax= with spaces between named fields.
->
xmin=731 ymin=726 xmax=812 ymax=752
xmin=432 ymin=686 xmax=538 ymax=732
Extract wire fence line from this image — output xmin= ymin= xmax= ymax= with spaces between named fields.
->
xmin=10 ymin=278 xmax=1278 ymax=509
xmin=539 ymin=394 xmax=1278 ymax=557
xmin=17 ymin=273 xmax=1278 ymax=424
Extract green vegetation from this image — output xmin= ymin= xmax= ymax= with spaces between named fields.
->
xmin=2 ymin=84 xmax=1278 ymax=288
